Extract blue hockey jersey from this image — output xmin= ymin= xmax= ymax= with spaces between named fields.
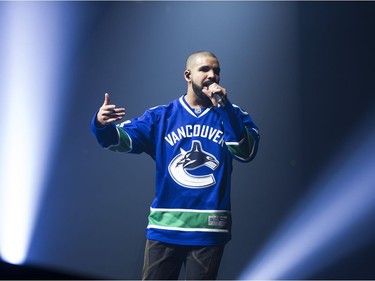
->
xmin=91 ymin=95 xmax=259 ymax=246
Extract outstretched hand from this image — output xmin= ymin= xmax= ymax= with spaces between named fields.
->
xmin=96 ymin=93 xmax=125 ymax=127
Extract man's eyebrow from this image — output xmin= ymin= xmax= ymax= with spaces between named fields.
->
xmin=198 ymin=65 xmax=210 ymax=71
xmin=198 ymin=65 xmax=221 ymax=72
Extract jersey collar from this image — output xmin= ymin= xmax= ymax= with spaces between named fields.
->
xmin=180 ymin=95 xmax=211 ymax=118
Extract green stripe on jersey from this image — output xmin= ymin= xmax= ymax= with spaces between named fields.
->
xmin=148 ymin=208 xmax=231 ymax=233
xmin=108 ymin=127 xmax=131 ymax=152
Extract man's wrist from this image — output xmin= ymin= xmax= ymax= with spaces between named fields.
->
xmin=95 ymin=115 xmax=107 ymax=129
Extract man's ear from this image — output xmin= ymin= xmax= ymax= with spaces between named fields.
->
xmin=184 ymin=70 xmax=191 ymax=81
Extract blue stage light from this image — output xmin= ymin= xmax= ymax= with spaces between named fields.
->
xmin=0 ymin=2 xmax=74 ymax=265
xmin=240 ymin=110 xmax=375 ymax=279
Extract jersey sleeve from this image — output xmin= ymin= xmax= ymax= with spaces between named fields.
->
xmin=90 ymin=112 xmax=120 ymax=148
xmin=117 ymin=108 xmax=157 ymax=158
xmin=215 ymin=101 xmax=260 ymax=162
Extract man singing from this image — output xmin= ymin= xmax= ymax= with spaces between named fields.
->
xmin=91 ymin=51 xmax=260 ymax=280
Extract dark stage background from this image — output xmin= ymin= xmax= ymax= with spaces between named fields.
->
xmin=1 ymin=1 xmax=375 ymax=279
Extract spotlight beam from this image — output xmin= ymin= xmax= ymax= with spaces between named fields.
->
xmin=0 ymin=2 xmax=73 ymax=265
xmin=240 ymin=111 xmax=375 ymax=279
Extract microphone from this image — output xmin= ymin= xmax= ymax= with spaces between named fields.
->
xmin=213 ymin=93 xmax=225 ymax=107
xmin=205 ymin=81 xmax=225 ymax=107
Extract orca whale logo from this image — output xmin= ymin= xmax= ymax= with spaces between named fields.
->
xmin=168 ymin=140 xmax=219 ymax=188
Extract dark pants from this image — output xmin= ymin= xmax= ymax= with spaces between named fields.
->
xmin=142 ymin=239 xmax=225 ymax=280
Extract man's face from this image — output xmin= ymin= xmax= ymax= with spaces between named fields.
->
xmin=189 ymin=55 xmax=221 ymax=102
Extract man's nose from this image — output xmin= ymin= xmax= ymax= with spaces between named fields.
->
xmin=207 ymin=69 xmax=216 ymax=79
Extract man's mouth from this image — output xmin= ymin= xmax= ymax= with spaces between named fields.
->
xmin=203 ymin=80 xmax=215 ymax=88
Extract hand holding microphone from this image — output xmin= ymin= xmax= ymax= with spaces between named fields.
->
xmin=202 ymin=82 xmax=227 ymax=108
xmin=213 ymin=92 xmax=225 ymax=108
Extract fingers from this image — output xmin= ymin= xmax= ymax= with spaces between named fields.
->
xmin=98 ymin=108 xmax=125 ymax=125
xmin=103 ymin=93 xmax=110 ymax=106
xmin=202 ymin=83 xmax=227 ymax=107
xmin=102 ymin=107 xmax=125 ymax=118
xmin=208 ymin=83 xmax=227 ymax=96
xmin=97 ymin=93 xmax=125 ymax=126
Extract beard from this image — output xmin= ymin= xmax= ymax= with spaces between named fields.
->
xmin=192 ymin=81 xmax=211 ymax=105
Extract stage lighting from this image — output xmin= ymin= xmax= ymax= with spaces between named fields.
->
xmin=0 ymin=2 xmax=73 ymax=265
xmin=240 ymin=110 xmax=375 ymax=279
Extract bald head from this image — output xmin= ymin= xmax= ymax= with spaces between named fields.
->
xmin=186 ymin=51 xmax=218 ymax=69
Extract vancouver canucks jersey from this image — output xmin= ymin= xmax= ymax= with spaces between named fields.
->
xmin=92 ymin=95 xmax=259 ymax=246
